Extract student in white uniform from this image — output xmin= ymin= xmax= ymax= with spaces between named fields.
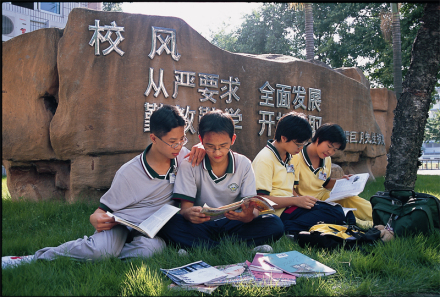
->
xmin=2 ymin=105 xmax=205 ymax=268
xmin=158 ymin=110 xmax=284 ymax=250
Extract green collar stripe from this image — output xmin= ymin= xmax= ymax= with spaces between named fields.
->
xmin=266 ymin=140 xmax=291 ymax=167
xmin=203 ymin=150 xmax=235 ymax=183
xmin=141 ymin=143 xmax=177 ymax=180
xmin=301 ymin=144 xmax=325 ymax=174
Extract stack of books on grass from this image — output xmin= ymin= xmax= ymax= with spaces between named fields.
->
xmin=162 ymin=251 xmax=334 ymax=293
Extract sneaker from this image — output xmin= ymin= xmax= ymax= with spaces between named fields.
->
xmin=2 ymin=255 xmax=35 ymax=269
xmin=252 ymin=244 xmax=273 ymax=253
xmin=286 ymin=234 xmax=296 ymax=242
xmin=178 ymin=249 xmax=188 ymax=256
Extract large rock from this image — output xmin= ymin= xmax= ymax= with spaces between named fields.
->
xmin=2 ymin=8 xmax=395 ymax=201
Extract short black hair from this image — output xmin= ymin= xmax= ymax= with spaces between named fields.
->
xmin=312 ymin=123 xmax=347 ymax=150
xmin=150 ymin=105 xmax=186 ymax=138
xmin=198 ymin=110 xmax=235 ymax=139
xmin=274 ymin=111 xmax=312 ymax=142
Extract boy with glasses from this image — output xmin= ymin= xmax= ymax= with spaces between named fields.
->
xmin=252 ymin=112 xmax=355 ymax=235
xmin=158 ymin=110 xmax=284 ymax=251
xmin=2 ymin=105 xmax=205 ymax=268
xmin=293 ymin=123 xmax=373 ymax=227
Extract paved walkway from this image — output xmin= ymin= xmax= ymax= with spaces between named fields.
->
xmin=417 ymin=169 xmax=440 ymax=175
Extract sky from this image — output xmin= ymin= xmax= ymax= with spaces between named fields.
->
xmin=120 ymin=2 xmax=263 ymax=39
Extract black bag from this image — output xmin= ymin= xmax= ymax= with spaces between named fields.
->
xmin=370 ymin=190 xmax=440 ymax=237
xmin=297 ymin=224 xmax=381 ymax=250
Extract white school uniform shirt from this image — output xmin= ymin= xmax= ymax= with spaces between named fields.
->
xmin=172 ymin=150 xmax=257 ymax=208
xmin=99 ymin=143 xmax=189 ymax=225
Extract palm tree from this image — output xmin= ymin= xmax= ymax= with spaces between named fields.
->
xmin=289 ymin=3 xmax=314 ymax=60
xmin=391 ymin=3 xmax=403 ymax=100
xmin=380 ymin=3 xmax=403 ymax=100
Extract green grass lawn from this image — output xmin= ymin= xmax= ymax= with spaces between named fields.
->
xmin=2 ymin=175 xmax=440 ymax=296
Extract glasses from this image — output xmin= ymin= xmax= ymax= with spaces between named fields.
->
xmin=205 ymin=147 xmax=231 ymax=154
xmin=293 ymin=141 xmax=308 ymax=148
xmin=157 ymin=136 xmax=188 ymax=149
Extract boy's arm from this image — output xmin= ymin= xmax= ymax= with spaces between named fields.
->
xmin=260 ymin=193 xmax=318 ymax=210
xmin=184 ymin=142 xmax=205 ymax=167
xmin=323 ymin=175 xmax=352 ymax=190
xmin=90 ymin=208 xmax=118 ymax=232
xmin=179 ymin=200 xmax=210 ymax=224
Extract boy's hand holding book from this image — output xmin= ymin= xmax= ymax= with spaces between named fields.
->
xmin=224 ymin=201 xmax=256 ymax=223
xmin=90 ymin=208 xmax=119 ymax=232
xmin=180 ymin=203 xmax=211 ymax=224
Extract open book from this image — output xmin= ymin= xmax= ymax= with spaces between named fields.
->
xmin=326 ymin=173 xmax=369 ymax=202
xmin=106 ymin=204 xmax=179 ymax=238
xmin=200 ymin=195 xmax=276 ymax=217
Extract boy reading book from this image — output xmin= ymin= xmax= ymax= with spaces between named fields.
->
xmin=2 ymin=105 xmax=205 ymax=268
xmin=158 ymin=110 xmax=284 ymax=250
xmin=252 ymin=112 xmax=355 ymax=235
xmin=292 ymin=123 xmax=373 ymax=226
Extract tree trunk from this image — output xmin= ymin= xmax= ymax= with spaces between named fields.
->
xmin=384 ymin=3 xmax=440 ymax=191
xmin=391 ymin=3 xmax=403 ymax=100
xmin=305 ymin=3 xmax=314 ymax=60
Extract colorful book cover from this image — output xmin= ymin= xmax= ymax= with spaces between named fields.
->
xmin=249 ymin=253 xmax=283 ymax=273
xmin=245 ymin=260 xmax=296 ymax=287
xmin=262 ymin=251 xmax=336 ymax=277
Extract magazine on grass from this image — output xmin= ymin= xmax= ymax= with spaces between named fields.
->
xmin=249 ymin=253 xmax=283 ymax=273
xmin=325 ymin=173 xmax=369 ymax=202
xmin=245 ymin=260 xmax=296 ymax=287
xmin=262 ymin=251 xmax=336 ymax=278
xmin=200 ymin=195 xmax=276 ymax=217
xmin=106 ymin=204 xmax=179 ymax=238
xmin=160 ymin=260 xmax=228 ymax=286
xmin=206 ymin=262 xmax=255 ymax=286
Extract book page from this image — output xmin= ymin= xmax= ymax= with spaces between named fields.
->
xmin=200 ymin=195 xmax=276 ymax=217
xmin=138 ymin=204 xmax=180 ymax=238
xmin=106 ymin=212 xmax=149 ymax=236
xmin=326 ymin=173 xmax=369 ymax=202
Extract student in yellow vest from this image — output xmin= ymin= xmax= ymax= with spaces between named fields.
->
xmin=252 ymin=112 xmax=356 ymax=235
xmin=292 ymin=123 xmax=373 ymax=227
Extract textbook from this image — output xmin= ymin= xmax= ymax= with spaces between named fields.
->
xmin=262 ymin=251 xmax=336 ymax=278
xmin=200 ymin=195 xmax=276 ymax=217
xmin=106 ymin=204 xmax=179 ymax=238
xmin=326 ymin=173 xmax=370 ymax=202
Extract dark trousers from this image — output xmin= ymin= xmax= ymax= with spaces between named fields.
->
xmin=158 ymin=213 xmax=284 ymax=249
xmin=280 ymin=201 xmax=356 ymax=234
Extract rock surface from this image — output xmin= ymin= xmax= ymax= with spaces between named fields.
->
xmin=2 ymin=8 xmax=396 ymax=201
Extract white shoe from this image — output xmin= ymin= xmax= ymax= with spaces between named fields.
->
xmin=178 ymin=249 xmax=188 ymax=256
xmin=252 ymin=244 xmax=273 ymax=253
xmin=2 ymin=255 xmax=35 ymax=269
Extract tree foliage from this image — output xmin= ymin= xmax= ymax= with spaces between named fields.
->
xmin=424 ymin=112 xmax=440 ymax=143
xmin=102 ymin=2 xmax=123 ymax=12
xmin=209 ymin=3 xmax=434 ymax=91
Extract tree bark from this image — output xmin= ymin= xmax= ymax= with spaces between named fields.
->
xmin=385 ymin=3 xmax=440 ymax=191
xmin=305 ymin=3 xmax=314 ymax=60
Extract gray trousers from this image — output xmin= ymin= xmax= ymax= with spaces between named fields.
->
xmin=33 ymin=225 xmax=166 ymax=261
